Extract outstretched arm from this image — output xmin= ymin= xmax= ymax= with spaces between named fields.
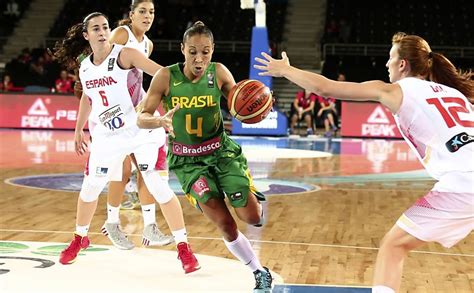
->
xmin=254 ymin=52 xmax=403 ymax=113
xmin=119 ymin=47 xmax=162 ymax=77
xmin=137 ymin=67 xmax=179 ymax=136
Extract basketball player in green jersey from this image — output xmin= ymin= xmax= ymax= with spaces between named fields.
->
xmin=138 ymin=21 xmax=273 ymax=293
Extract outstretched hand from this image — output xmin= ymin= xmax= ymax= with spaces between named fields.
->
xmin=160 ymin=104 xmax=180 ymax=138
xmin=254 ymin=51 xmax=291 ymax=77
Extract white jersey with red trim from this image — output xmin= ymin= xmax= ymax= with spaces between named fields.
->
xmin=121 ymin=25 xmax=150 ymax=56
xmin=120 ymin=25 xmax=149 ymax=107
xmin=394 ymin=77 xmax=474 ymax=192
xmin=79 ymin=44 xmax=139 ymax=140
xmin=120 ymin=25 xmax=166 ymax=147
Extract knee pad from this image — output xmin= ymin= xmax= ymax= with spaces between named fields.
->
xmin=79 ymin=176 xmax=107 ymax=202
xmin=140 ymin=170 xmax=175 ymax=204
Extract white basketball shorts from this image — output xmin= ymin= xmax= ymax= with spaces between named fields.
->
xmin=397 ymin=190 xmax=474 ymax=248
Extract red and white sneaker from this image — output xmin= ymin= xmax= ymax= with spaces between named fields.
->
xmin=177 ymin=242 xmax=200 ymax=274
xmin=59 ymin=233 xmax=90 ymax=265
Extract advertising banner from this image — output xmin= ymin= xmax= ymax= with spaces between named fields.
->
xmin=0 ymin=94 xmax=81 ymax=129
xmin=231 ymin=109 xmax=287 ymax=136
xmin=341 ymin=101 xmax=402 ymax=138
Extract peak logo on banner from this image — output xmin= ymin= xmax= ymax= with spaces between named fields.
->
xmin=362 ymin=105 xmax=395 ymax=137
xmin=27 ymin=98 xmax=49 ymax=116
xmin=362 ymin=105 xmax=396 ymax=137
xmin=367 ymin=106 xmax=389 ymax=124
xmin=341 ymin=101 xmax=402 ymax=138
xmin=22 ymin=98 xmax=54 ymax=128
xmin=0 ymin=94 xmax=80 ymax=129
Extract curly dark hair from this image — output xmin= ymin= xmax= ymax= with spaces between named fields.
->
xmin=52 ymin=12 xmax=108 ymax=70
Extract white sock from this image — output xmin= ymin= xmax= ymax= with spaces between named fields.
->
xmin=172 ymin=228 xmax=188 ymax=244
xmin=107 ymin=203 xmax=120 ymax=224
xmin=141 ymin=204 xmax=156 ymax=226
xmin=75 ymin=225 xmax=89 ymax=237
xmin=372 ymin=285 xmax=395 ymax=293
xmin=223 ymin=231 xmax=264 ymax=272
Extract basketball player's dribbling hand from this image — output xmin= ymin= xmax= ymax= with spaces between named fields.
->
xmin=74 ymin=130 xmax=88 ymax=156
xmin=254 ymin=51 xmax=290 ymax=77
xmin=159 ymin=104 xmax=180 ymax=138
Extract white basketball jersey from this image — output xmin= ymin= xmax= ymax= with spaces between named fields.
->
xmin=121 ymin=25 xmax=150 ymax=56
xmin=395 ymin=77 xmax=474 ymax=184
xmin=79 ymin=45 xmax=139 ymax=139
xmin=119 ymin=25 xmax=165 ymax=146
xmin=120 ymin=25 xmax=149 ymax=107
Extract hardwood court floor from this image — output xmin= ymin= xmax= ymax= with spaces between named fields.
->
xmin=1 ymin=129 xmax=473 ymax=293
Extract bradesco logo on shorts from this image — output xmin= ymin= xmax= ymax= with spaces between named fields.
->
xmin=172 ymin=136 xmax=221 ymax=156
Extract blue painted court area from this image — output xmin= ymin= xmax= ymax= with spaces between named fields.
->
xmin=7 ymin=173 xmax=316 ymax=195
xmin=273 ymin=284 xmax=371 ymax=293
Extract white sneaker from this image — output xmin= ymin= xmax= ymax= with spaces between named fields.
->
xmin=142 ymin=223 xmax=174 ymax=246
xmin=101 ymin=222 xmax=135 ymax=250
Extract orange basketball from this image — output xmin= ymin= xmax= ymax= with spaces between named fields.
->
xmin=227 ymin=79 xmax=273 ymax=124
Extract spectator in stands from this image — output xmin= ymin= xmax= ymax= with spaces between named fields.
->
xmin=18 ymin=48 xmax=31 ymax=64
xmin=4 ymin=0 xmax=20 ymax=18
xmin=316 ymin=94 xmax=338 ymax=137
xmin=339 ymin=19 xmax=351 ymax=43
xmin=337 ymin=72 xmax=346 ymax=81
xmin=29 ymin=55 xmax=47 ymax=85
xmin=55 ymin=70 xmax=74 ymax=93
xmin=154 ymin=16 xmax=167 ymax=38
xmin=289 ymin=89 xmax=317 ymax=135
xmin=0 ymin=74 xmax=14 ymax=92
xmin=325 ymin=18 xmax=339 ymax=43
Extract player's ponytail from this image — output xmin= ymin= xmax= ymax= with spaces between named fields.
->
xmin=182 ymin=21 xmax=214 ymax=43
xmin=52 ymin=12 xmax=107 ymax=70
xmin=52 ymin=22 xmax=89 ymax=70
xmin=392 ymin=32 xmax=473 ymax=101
xmin=429 ymin=52 xmax=473 ymax=102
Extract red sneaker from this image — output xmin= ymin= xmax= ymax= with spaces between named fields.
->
xmin=177 ymin=242 xmax=200 ymax=274
xmin=59 ymin=233 xmax=90 ymax=265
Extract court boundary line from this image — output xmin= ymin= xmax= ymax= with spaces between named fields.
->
xmin=1 ymin=228 xmax=473 ymax=258
xmin=275 ymin=283 xmax=371 ymax=288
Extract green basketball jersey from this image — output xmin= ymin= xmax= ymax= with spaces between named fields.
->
xmin=163 ymin=63 xmax=224 ymax=146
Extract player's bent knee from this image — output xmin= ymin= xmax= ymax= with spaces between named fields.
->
xmin=79 ymin=176 xmax=107 ymax=202
xmin=140 ymin=170 xmax=175 ymax=204
xmin=239 ymin=212 xmax=261 ymax=225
